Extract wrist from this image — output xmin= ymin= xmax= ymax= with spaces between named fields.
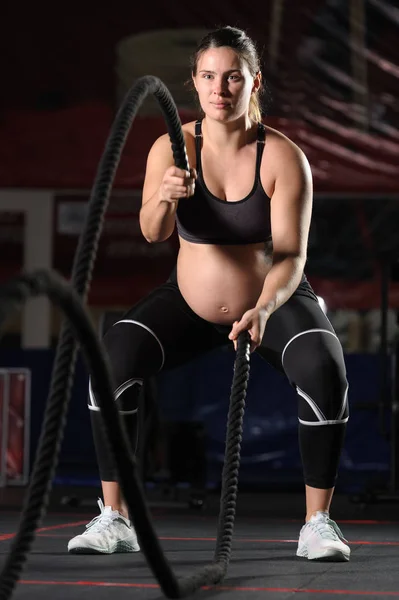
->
xmin=255 ymin=299 xmax=275 ymax=316
xmin=157 ymin=189 xmax=178 ymax=207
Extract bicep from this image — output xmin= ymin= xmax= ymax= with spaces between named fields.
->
xmin=269 ymin=144 xmax=313 ymax=258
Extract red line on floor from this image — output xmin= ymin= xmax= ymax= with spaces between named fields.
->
xmin=203 ymin=586 xmax=399 ymax=596
xmin=21 ymin=580 xmax=158 ymax=588
xmin=4 ymin=511 xmax=398 ymax=522
xmin=35 ymin=521 xmax=88 ymax=533
xmin=0 ymin=521 xmax=87 ymax=542
xmin=337 ymin=520 xmax=399 ymax=525
xmin=158 ymin=536 xmax=399 ymax=546
xmin=350 ymin=540 xmax=399 ymax=546
xmin=1 ymin=511 xmax=398 ymax=526
xmin=18 ymin=581 xmax=399 ymax=595
xmin=31 ymin=534 xmax=399 ymax=546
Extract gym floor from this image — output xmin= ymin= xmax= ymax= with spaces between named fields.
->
xmin=0 ymin=488 xmax=398 ymax=599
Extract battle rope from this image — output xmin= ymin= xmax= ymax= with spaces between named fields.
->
xmin=0 ymin=76 xmax=251 ymax=599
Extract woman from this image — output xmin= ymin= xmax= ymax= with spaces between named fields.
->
xmin=68 ymin=26 xmax=350 ymax=562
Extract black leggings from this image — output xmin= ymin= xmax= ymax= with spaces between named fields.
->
xmin=89 ymin=271 xmax=349 ymax=489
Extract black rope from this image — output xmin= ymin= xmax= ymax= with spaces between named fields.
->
xmin=0 ymin=75 xmax=188 ymax=600
xmin=0 ymin=76 xmax=251 ymax=599
xmin=215 ymin=337 xmax=250 ymax=564
xmin=0 ymin=271 xmax=250 ymax=598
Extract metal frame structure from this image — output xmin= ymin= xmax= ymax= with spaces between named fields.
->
xmin=0 ymin=368 xmax=31 ymax=488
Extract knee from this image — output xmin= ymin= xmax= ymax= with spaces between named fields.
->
xmin=102 ymin=319 xmax=164 ymax=377
xmin=88 ymin=319 xmax=164 ymax=414
xmin=88 ymin=375 xmax=144 ymax=414
xmin=283 ymin=330 xmax=349 ymax=424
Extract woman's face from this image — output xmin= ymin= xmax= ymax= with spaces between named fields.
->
xmin=193 ymin=46 xmax=258 ymax=122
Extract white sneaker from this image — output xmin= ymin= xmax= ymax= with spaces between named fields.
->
xmin=67 ymin=498 xmax=140 ymax=554
xmin=296 ymin=511 xmax=350 ymax=561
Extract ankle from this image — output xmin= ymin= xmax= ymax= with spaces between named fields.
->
xmin=115 ymin=506 xmax=129 ymax=520
xmin=101 ymin=481 xmax=128 ymax=517
xmin=105 ymin=503 xmax=129 ymax=519
xmin=306 ymin=509 xmax=329 ymax=522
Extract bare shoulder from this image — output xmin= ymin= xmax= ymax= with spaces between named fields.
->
xmin=263 ymin=125 xmax=311 ymax=175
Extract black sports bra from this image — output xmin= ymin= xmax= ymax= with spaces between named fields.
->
xmin=175 ymin=120 xmax=272 ymax=245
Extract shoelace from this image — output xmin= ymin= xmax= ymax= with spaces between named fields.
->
xmin=84 ymin=511 xmax=119 ymax=534
xmin=310 ymin=517 xmax=348 ymax=543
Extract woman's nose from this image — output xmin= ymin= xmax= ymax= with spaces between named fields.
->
xmin=212 ymin=77 xmax=227 ymax=96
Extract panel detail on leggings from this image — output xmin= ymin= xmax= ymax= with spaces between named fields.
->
xmin=336 ymin=385 xmax=349 ymax=421
xmin=255 ymin=292 xmax=348 ymax=489
xmin=281 ymin=328 xmax=349 ymax=425
xmin=114 ymin=319 xmax=165 ymax=370
xmin=281 ymin=328 xmax=339 ymax=368
xmin=296 ymin=385 xmax=349 ymax=425
xmin=296 ymin=387 xmax=327 ymax=422
xmin=88 ymin=378 xmax=143 ymax=415
xmin=115 ymin=378 xmax=143 ymax=415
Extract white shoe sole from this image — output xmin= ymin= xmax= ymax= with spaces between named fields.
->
xmin=68 ymin=540 xmax=140 ymax=554
xmin=297 ymin=546 xmax=350 ymax=562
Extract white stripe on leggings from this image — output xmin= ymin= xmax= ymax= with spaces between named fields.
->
xmin=88 ymin=378 xmax=141 ymax=415
xmin=299 ymin=417 xmax=349 ymax=426
xmin=296 ymin=386 xmax=326 ymax=422
xmin=282 ymin=329 xmax=348 ymax=425
xmin=113 ymin=319 xmax=165 ymax=370
xmin=336 ymin=384 xmax=349 ymax=420
xmin=281 ymin=328 xmax=339 ymax=369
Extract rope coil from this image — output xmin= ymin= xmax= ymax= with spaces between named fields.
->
xmin=0 ymin=76 xmax=251 ymax=599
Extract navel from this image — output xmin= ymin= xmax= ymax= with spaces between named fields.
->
xmin=220 ymin=306 xmax=229 ymax=313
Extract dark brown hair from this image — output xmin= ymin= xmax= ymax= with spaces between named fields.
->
xmin=191 ymin=26 xmax=263 ymax=123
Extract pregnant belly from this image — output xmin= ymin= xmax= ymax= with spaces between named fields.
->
xmin=176 ymin=241 xmax=271 ymax=324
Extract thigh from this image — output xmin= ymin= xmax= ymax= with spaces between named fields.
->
xmin=102 ymin=279 xmax=227 ymax=385
xmin=256 ymin=292 xmax=336 ymax=374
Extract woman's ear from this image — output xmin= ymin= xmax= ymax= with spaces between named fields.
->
xmin=252 ymin=71 xmax=262 ymax=94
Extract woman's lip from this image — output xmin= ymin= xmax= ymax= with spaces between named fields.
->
xmin=213 ymin=103 xmax=229 ymax=108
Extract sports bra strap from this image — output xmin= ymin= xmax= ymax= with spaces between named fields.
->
xmin=195 ymin=120 xmax=202 ymax=137
xmin=255 ymin=123 xmax=266 ymax=179
xmin=195 ymin=120 xmax=203 ymax=172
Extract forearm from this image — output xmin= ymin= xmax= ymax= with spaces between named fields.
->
xmin=139 ymin=193 xmax=178 ymax=243
xmin=255 ymin=254 xmax=306 ymax=315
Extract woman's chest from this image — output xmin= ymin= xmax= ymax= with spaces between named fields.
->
xmin=194 ymin=147 xmax=275 ymax=201
xmin=200 ymin=151 xmax=257 ymax=201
